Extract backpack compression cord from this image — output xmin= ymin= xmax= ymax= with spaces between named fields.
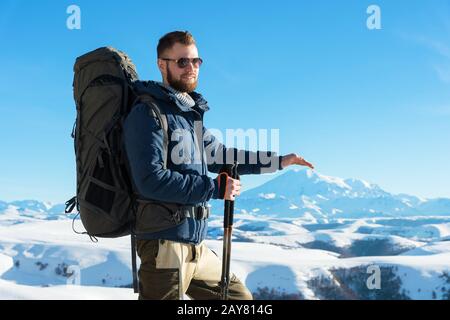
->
xmin=220 ymin=161 xmax=239 ymax=300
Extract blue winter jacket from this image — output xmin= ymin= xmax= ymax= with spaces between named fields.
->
xmin=123 ymin=81 xmax=282 ymax=244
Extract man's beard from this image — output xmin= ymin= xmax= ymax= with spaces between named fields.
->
xmin=167 ymin=67 xmax=198 ymax=93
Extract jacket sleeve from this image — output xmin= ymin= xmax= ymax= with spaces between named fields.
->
xmin=123 ymin=103 xmax=217 ymax=205
xmin=203 ymin=126 xmax=283 ymax=175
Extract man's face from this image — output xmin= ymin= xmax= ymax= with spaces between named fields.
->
xmin=158 ymin=43 xmax=200 ymax=93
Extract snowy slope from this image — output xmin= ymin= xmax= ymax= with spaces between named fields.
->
xmin=0 ymin=215 xmax=449 ymax=300
xmin=0 ymin=220 xmax=133 ymax=288
xmin=1 ymin=169 xmax=450 ymax=299
xmin=0 ymin=278 xmax=135 ymax=300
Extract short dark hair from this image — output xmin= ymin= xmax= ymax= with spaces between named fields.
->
xmin=157 ymin=31 xmax=196 ymax=58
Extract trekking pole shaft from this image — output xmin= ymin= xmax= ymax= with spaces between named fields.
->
xmin=220 ymin=162 xmax=238 ymax=300
xmin=221 ymin=226 xmax=232 ymax=299
xmin=131 ymin=234 xmax=139 ymax=294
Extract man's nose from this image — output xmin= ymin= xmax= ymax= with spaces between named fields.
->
xmin=185 ymin=62 xmax=195 ymax=71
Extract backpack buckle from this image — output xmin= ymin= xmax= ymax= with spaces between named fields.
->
xmin=195 ymin=206 xmax=210 ymax=220
xmin=195 ymin=207 xmax=203 ymax=220
xmin=173 ymin=209 xmax=183 ymax=224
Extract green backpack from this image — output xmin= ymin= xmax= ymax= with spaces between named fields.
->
xmin=65 ymin=47 xmax=168 ymax=292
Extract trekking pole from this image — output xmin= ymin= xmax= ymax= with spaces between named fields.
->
xmin=220 ymin=161 xmax=239 ymax=300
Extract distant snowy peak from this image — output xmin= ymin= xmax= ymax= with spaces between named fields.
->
xmin=344 ymin=178 xmax=380 ymax=191
xmin=227 ymin=169 xmax=450 ymax=219
xmin=9 ymin=200 xmax=50 ymax=213
xmin=245 ymin=169 xmax=386 ymax=199
xmin=3 ymin=169 xmax=450 ymax=221
xmin=0 ymin=200 xmax=67 ymax=221
xmin=308 ymin=170 xmax=352 ymax=190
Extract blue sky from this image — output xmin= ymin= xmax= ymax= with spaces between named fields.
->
xmin=0 ymin=0 xmax=449 ymax=203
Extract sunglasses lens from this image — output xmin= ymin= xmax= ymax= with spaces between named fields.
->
xmin=177 ymin=58 xmax=190 ymax=68
xmin=176 ymin=58 xmax=203 ymax=68
xmin=193 ymin=58 xmax=203 ymax=67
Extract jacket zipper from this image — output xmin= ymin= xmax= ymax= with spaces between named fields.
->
xmin=191 ymin=109 xmax=206 ymax=207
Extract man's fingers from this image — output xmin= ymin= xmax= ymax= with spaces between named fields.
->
xmin=228 ymin=177 xmax=241 ymax=185
xmin=229 ymin=183 xmax=238 ymax=189
xmin=225 ymin=177 xmax=243 ymax=200
xmin=304 ymin=161 xmax=314 ymax=169
xmin=231 ymin=187 xmax=241 ymax=197
xmin=297 ymin=157 xmax=315 ymax=169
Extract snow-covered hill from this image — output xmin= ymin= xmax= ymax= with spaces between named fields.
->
xmin=0 ymin=217 xmax=449 ymax=300
xmin=1 ymin=169 xmax=450 ymax=299
xmin=2 ymin=169 xmax=450 ymax=222
xmin=210 ymin=169 xmax=450 ymax=220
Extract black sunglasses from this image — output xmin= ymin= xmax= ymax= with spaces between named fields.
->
xmin=160 ymin=57 xmax=203 ymax=69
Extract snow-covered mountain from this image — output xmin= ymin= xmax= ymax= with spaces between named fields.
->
xmin=209 ymin=169 xmax=450 ymax=221
xmin=0 ymin=200 xmax=64 ymax=217
xmin=0 ymin=200 xmax=67 ymax=226
xmin=2 ymin=169 xmax=450 ymax=222
xmin=1 ymin=169 xmax=450 ymax=300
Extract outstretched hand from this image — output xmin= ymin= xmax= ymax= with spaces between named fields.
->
xmin=281 ymin=153 xmax=315 ymax=170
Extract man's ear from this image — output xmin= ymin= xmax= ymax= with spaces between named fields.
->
xmin=157 ymin=59 xmax=167 ymax=80
xmin=157 ymin=58 xmax=165 ymax=73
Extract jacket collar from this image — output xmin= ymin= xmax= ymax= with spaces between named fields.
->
xmin=136 ymin=80 xmax=210 ymax=113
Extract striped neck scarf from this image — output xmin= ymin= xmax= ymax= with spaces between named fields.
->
xmin=157 ymin=82 xmax=196 ymax=108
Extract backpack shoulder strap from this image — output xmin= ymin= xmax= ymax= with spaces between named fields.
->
xmin=137 ymin=94 xmax=169 ymax=169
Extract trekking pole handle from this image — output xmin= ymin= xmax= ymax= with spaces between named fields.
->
xmin=221 ymin=162 xmax=239 ymax=227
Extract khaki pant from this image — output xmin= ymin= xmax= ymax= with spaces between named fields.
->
xmin=136 ymin=239 xmax=253 ymax=300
